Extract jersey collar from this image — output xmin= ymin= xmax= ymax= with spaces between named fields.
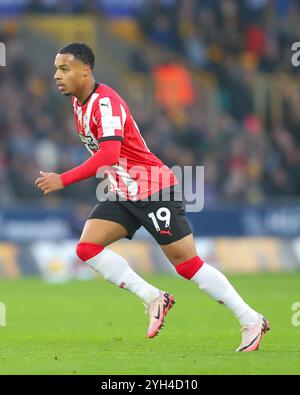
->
xmin=78 ymin=82 xmax=99 ymax=107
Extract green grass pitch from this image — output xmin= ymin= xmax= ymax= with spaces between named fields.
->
xmin=0 ymin=273 xmax=299 ymax=375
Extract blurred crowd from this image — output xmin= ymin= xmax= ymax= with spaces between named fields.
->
xmin=0 ymin=26 xmax=96 ymax=204
xmin=1 ymin=0 xmax=300 ymax=205
xmin=133 ymin=0 xmax=300 ymax=204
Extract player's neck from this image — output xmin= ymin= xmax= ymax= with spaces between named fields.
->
xmin=76 ymin=79 xmax=97 ymax=106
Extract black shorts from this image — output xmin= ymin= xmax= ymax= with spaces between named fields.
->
xmin=87 ymin=187 xmax=192 ymax=245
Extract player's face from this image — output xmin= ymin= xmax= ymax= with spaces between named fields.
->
xmin=54 ymin=53 xmax=90 ymax=96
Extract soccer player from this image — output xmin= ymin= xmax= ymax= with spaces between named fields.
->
xmin=35 ymin=43 xmax=270 ymax=351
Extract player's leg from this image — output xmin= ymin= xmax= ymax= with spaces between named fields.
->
xmin=135 ymin=192 xmax=270 ymax=350
xmin=75 ymin=202 xmax=163 ymax=312
xmin=79 ymin=218 xmax=128 ymax=246
xmin=161 ymin=233 xmax=260 ymax=325
xmin=156 ymin=208 xmax=271 ymax=352
xmin=160 ymin=233 xmax=270 ymax=351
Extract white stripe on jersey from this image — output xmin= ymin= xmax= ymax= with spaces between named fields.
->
xmin=132 ymin=117 xmax=150 ymax=152
xmin=120 ymin=104 xmax=127 ymax=128
xmin=99 ymin=97 xmax=122 ymax=137
xmin=76 ymin=105 xmax=83 ymax=129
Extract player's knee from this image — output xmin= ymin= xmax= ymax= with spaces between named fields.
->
xmin=175 ymin=256 xmax=204 ymax=280
xmin=76 ymin=242 xmax=104 ymax=262
xmin=167 ymin=249 xmax=198 ymax=267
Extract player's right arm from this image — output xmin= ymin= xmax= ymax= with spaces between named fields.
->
xmin=59 ymin=139 xmax=121 ymax=186
xmin=60 ymin=96 xmax=125 ymax=187
xmin=35 ymin=139 xmax=121 ymax=194
xmin=35 ymin=96 xmax=126 ymax=194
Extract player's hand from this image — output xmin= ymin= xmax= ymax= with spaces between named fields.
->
xmin=35 ymin=171 xmax=64 ymax=195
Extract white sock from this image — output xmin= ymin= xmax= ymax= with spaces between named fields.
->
xmin=191 ymin=263 xmax=258 ymax=325
xmin=86 ymin=248 xmax=160 ymax=304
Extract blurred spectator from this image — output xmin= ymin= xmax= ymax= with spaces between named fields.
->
xmin=152 ymin=57 xmax=195 ymax=112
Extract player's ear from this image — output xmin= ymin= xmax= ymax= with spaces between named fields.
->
xmin=83 ymin=64 xmax=90 ymax=77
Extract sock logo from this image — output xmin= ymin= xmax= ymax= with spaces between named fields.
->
xmin=119 ymin=281 xmax=126 ymax=289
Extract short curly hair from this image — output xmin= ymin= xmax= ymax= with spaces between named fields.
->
xmin=58 ymin=42 xmax=95 ymax=69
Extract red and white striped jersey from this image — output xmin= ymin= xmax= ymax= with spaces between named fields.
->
xmin=72 ymin=83 xmax=177 ymax=200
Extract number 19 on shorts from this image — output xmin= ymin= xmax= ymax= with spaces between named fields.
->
xmin=148 ymin=208 xmax=171 ymax=231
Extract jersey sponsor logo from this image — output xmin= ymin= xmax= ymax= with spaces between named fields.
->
xmin=78 ymin=133 xmax=98 ymax=151
xmin=83 ymin=113 xmax=89 ymax=129
xmin=82 ymin=94 xmax=100 ymax=154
